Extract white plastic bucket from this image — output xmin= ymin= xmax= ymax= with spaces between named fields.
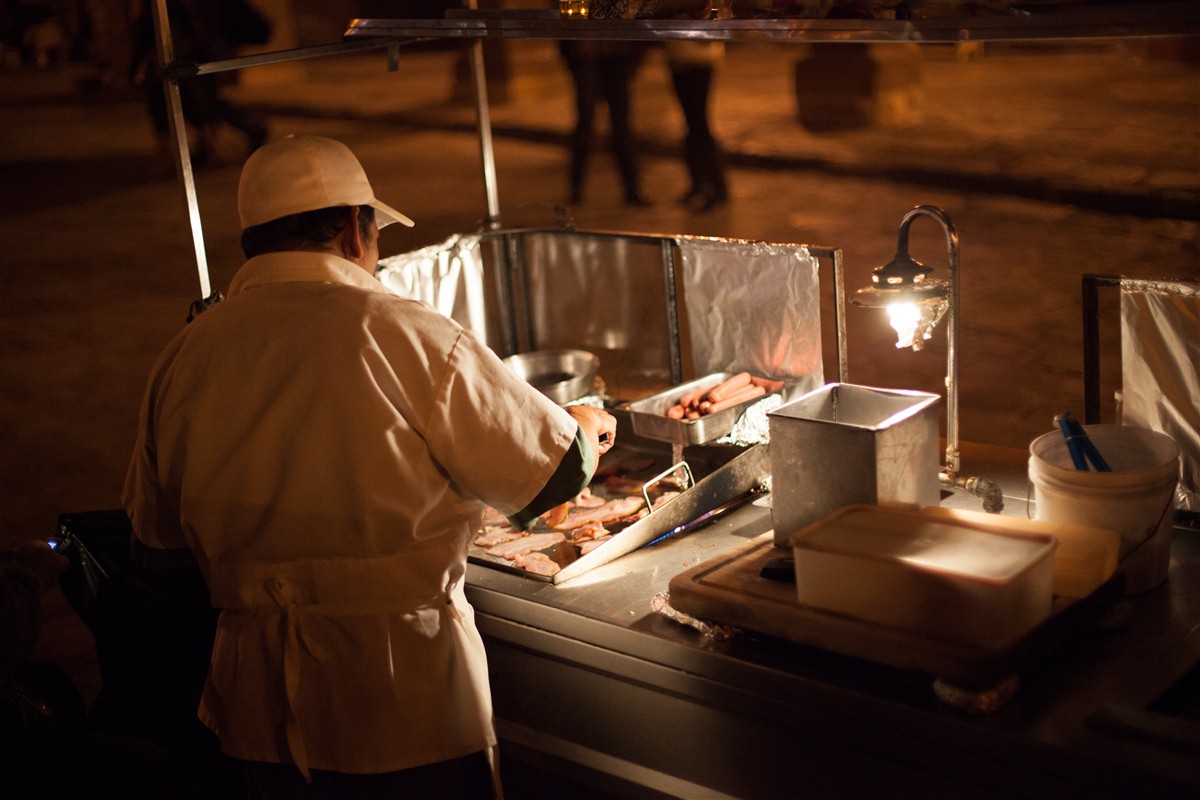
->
xmin=1028 ymin=425 xmax=1180 ymax=594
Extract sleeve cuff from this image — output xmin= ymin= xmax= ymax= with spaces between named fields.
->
xmin=507 ymin=424 xmax=595 ymax=531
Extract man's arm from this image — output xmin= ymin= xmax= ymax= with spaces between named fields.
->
xmin=507 ymin=405 xmax=617 ymax=530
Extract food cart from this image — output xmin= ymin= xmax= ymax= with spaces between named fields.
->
xmin=143 ymin=3 xmax=1200 ymax=797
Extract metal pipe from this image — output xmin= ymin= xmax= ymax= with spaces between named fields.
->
xmin=467 ymin=39 xmax=501 ymax=226
xmin=945 ymin=474 xmax=1005 ymax=514
xmin=896 ymin=205 xmax=960 ymax=481
xmin=167 ymin=38 xmax=416 ymax=79
xmin=829 ymin=247 xmax=848 ymax=383
xmin=662 ymin=240 xmax=684 ymax=385
xmin=151 ymin=0 xmax=213 ymax=303
xmin=1082 ymin=273 xmax=1122 ymax=424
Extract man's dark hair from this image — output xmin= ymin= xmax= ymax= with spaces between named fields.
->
xmin=240 ymin=204 xmax=376 ymax=258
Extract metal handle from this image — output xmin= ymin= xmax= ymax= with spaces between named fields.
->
xmin=642 ymin=461 xmax=693 ymax=513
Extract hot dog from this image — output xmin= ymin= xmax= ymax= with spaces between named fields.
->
xmin=706 ymin=383 xmax=765 ymax=414
xmin=666 ymin=373 xmax=780 ymax=420
xmin=705 ymin=372 xmax=752 ymax=403
xmin=750 ymin=375 xmax=786 ymax=393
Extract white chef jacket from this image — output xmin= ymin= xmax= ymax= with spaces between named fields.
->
xmin=123 ymin=251 xmax=577 ymax=777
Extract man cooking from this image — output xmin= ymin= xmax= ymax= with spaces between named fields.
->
xmin=123 ymin=134 xmax=617 ymax=798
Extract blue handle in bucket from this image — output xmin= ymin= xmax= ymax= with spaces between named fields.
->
xmin=1056 ymin=411 xmax=1112 ymax=472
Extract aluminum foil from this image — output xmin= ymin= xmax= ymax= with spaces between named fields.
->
xmin=1119 ymin=278 xmax=1199 ymax=510
xmin=716 ymin=391 xmax=786 ymax=447
xmin=677 ymin=238 xmax=825 ymax=385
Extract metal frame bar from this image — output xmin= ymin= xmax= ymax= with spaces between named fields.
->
xmin=661 ymin=239 xmax=683 ymax=383
xmin=347 ymin=5 xmax=1200 ymax=45
xmin=1081 ymin=273 xmax=1122 ymax=424
xmin=164 ymin=38 xmax=417 ymax=80
xmin=151 ymin=0 xmax=212 ymax=302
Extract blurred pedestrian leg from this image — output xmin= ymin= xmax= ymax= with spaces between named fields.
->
xmin=666 ymin=40 xmax=728 ymax=213
xmin=560 ymin=39 xmax=650 ymax=207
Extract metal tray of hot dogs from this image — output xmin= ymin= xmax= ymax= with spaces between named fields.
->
xmin=625 ymin=372 xmax=789 ymax=446
xmin=468 ymin=409 xmax=771 ymax=584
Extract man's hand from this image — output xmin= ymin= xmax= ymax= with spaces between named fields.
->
xmin=565 ymin=405 xmax=617 ymax=461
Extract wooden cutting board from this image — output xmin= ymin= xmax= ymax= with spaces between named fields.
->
xmin=667 ymin=533 xmax=1124 ymax=689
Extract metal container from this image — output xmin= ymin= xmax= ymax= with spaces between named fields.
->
xmin=626 ymin=373 xmax=788 ymax=446
xmin=767 ymin=383 xmax=941 ymax=547
xmin=504 ymin=349 xmax=599 ymax=405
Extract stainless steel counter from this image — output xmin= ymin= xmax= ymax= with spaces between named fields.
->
xmin=466 ymin=443 xmax=1200 ymax=799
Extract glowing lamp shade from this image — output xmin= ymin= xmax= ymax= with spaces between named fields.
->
xmin=852 ymin=236 xmax=950 ymax=351
xmin=852 ymin=205 xmax=962 ymax=481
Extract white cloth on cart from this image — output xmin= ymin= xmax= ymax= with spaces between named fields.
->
xmin=1120 ymin=278 xmax=1200 ymax=511
xmin=377 ymin=234 xmax=487 ymax=340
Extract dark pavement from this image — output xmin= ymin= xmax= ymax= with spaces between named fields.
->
xmin=1 ymin=35 xmax=1198 ymax=706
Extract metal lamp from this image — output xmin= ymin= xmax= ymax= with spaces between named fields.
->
xmin=852 ymin=205 xmax=1002 ymax=511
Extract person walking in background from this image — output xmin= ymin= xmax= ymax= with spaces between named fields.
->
xmin=560 ymin=38 xmax=650 ymax=207
xmin=666 ymin=39 xmax=729 ymax=213
xmin=131 ymin=0 xmax=271 ymax=170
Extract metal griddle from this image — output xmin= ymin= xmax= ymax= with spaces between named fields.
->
xmin=467 ymin=408 xmax=771 ymax=584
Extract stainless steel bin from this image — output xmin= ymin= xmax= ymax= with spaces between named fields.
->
xmin=767 ymin=383 xmax=941 ymax=547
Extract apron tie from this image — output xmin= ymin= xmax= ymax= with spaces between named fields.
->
xmin=260 ymin=575 xmax=455 ymax=781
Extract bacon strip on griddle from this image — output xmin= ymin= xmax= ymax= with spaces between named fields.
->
xmin=572 ymin=486 xmax=607 ymax=508
xmin=550 ymin=495 xmax=644 ymax=532
xmin=540 ymin=502 xmax=569 ymax=527
xmin=473 ymin=525 xmax=521 ymax=547
xmin=567 ymin=520 xmax=608 ymax=543
xmin=605 ymin=473 xmax=686 ymax=495
xmin=486 ymin=532 xmax=566 ymax=560
xmin=593 ymin=456 xmax=655 ymax=481
xmin=603 ymin=474 xmax=646 ymax=494
xmin=513 ymin=551 xmax=561 ymax=577
xmin=579 ymin=535 xmax=613 ymax=555
xmin=652 ymin=491 xmax=681 ymax=509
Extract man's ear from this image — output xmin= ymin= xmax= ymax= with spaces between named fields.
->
xmin=338 ymin=207 xmax=365 ymax=261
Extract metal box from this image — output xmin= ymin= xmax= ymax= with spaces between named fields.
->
xmin=767 ymin=383 xmax=941 ymax=547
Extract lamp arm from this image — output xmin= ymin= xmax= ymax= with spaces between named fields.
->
xmin=900 ymin=205 xmax=961 ymax=480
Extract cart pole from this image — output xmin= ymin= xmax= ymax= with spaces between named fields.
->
xmin=150 ymin=0 xmax=214 ymax=303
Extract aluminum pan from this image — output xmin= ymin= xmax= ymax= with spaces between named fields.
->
xmin=626 ymin=373 xmax=787 ymax=446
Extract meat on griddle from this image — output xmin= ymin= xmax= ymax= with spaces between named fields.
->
xmin=512 ymin=551 xmax=561 ymax=577
xmin=550 ymin=495 xmax=644 ymax=532
xmin=486 ymin=531 xmax=566 ymax=559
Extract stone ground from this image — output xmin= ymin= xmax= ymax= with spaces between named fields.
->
xmin=1 ymin=35 xmax=1197 ymax=716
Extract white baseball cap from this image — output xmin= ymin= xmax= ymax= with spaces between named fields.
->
xmin=237 ymin=134 xmax=415 ymax=230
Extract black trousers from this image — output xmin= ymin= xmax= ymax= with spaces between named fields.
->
xmin=244 ymin=750 xmax=494 ymax=800
xmin=562 ymin=42 xmax=643 ymax=202
xmin=670 ymin=64 xmax=728 ymax=203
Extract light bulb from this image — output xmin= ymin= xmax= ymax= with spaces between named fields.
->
xmin=887 ymin=302 xmax=922 ymax=349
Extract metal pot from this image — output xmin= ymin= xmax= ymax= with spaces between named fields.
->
xmin=504 ymin=349 xmax=600 ymax=404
